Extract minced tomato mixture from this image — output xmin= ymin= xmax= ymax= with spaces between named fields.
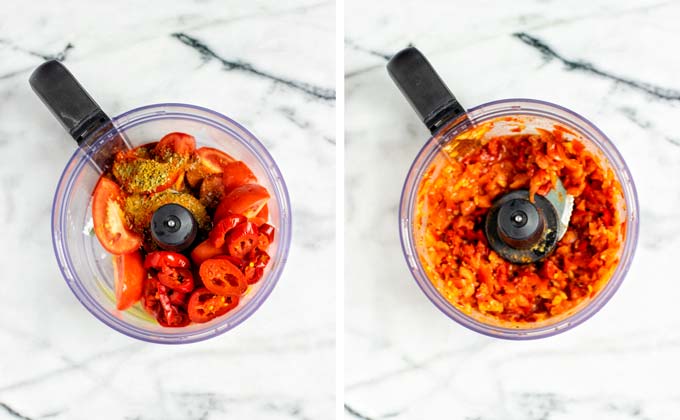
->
xmin=414 ymin=122 xmax=626 ymax=324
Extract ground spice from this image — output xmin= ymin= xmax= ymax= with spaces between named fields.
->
xmin=414 ymin=123 xmax=626 ymax=324
xmin=124 ymin=190 xmax=210 ymax=233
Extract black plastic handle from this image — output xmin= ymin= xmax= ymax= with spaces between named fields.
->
xmin=387 ymin=47 xmax=466 ymax=134
xmin=29 ymin=60 xmax=111 ymax=145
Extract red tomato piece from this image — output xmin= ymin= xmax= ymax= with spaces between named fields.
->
xmin=222 ymin=161 xmax=257 ymax=191
xmin=154 ymin=132 xmax=196 ymax=157
xmin=190 ymin=239 xmax=226 ymax=266
xmin=196 ymin=147 xmax=236 ymax=173
xmin=187 ymin=287 xmax=239 ymax=323
xmin=92 ymin=177 xmax=142 ymax=254
xmin=209 ymin=213 xmax=247 ymax=247
xmin=214 ymin=184 xmax=270 ymax=221
xmin=199 ymin=258 xmax=247 ymax=296
xmin=256 ymin=204 xmax=269 ymax=220
xmin=113 ymin=251 xmax=145 ymax=310
xmin=157 ymin=266 xmax=195 ymax=293
xmin=144 ymin=251 xmax=190 ymax=270
xmin=226 ymin=221 xmax=260 ymax=259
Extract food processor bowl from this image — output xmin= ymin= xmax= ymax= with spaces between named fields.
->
xmin=52 ymin=103 xmax=292 ymax=343
xmin=399 ymin=98 xmax=639 ymax=339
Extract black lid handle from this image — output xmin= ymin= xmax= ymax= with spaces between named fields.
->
xmin=387 ymin=47 xmax=466 ymax=134
xmin=29 ymin=60 xmax=111 ymax=146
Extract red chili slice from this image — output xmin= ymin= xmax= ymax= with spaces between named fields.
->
xmin=209 ymin=213 xmax=247 ymax=247
xmin=199 ymin=258 xmax=247 ymax=296
xmin=157 ymin=284 xmax=190 ymax=327
xmin=226 ymin=221 xmax=259 ymax=259
xmin=243 ymin=249 xmax=271 ymax=285
xmin=144 ymin=251 xmax=190 ymax=270
xmin=157 ymin=266 xmax=195 ymax=293
xmin=187 ymin=287 xmax=239 ymax=323
xmin=141 ymin=277 xmax=161 ymax=318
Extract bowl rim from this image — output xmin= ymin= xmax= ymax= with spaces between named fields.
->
xmin=399 ymin=98 xmax=639 ymax=340
xmin=52 ymin=102 xmax=292 ymax=344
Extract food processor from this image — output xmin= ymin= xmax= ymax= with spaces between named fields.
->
xmin=30 ymin=61 xmax=291 ymax=343
xmin=388 ymin=47 xmax=639 ymax=339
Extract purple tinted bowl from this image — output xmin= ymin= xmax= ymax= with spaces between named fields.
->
xmin=399 ymin=98 xmax=639 ymax=340
xmin=52 ymin=103 xmax=292 ymax=344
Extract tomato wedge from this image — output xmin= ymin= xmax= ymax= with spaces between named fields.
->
xmin=199 ymin=258 xmax=247 ymax=296
xmin=222 ymin=161 xmax=257 ymax=191
xmin=92 ymin=177 xmax=142 ymax=254
xmin=226 ymin=221 xmax=259 ymax=259
xmin=187 ymin=287 xmax=239 ymax=323
xmin=214 ymin=184 xmax=270 ymax=221
xmin=154 ymin=132 xmax=196 ymax=158
xmin=113 ymin=251 xmax=145 ymax=310
xmin=196 ymin=147 xmax=236 ymax=173
xmin=209 ymin=213 xmax=247 ymax=248
xmin=144 ymin=251 xmax=190 ymax=269
xmin=190 ymin=239 xmax=226 ymax=266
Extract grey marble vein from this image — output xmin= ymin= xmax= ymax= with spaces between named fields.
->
xmin=514 ymin=32 xmax=680 ymax=101
xmin=344 ymin=39 xmax=393 ymax=61
xmin=0 ymin=39 xmax=73 ymax=62
xmin=172 ymin=32 xmax=336 ymax=101
xmin=345 ymin=404 xmax=399 ymax=420
xmin=0 ymin=402 xmax=33 ymax=420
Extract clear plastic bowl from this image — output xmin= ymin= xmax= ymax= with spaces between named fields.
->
xmin=400 ymin=99 xmax=639 ymax=339
xmin=52 ymin=103 xmax=291 ymax=344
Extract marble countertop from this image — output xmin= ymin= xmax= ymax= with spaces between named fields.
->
xmin=345 ymin=0 xmax=680 ymax=419
xmin=0 ymin=1 xmax=335 ymax=419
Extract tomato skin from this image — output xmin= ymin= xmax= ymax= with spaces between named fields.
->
xmin=187 ymin=287 xmax=239 ymax=323
xmin=209 ymin=213 xmax=247 ymax=247
xmin=222 ymin=161 xmax=257 ymax=191
xmin=113 ymin=251 xmax=145 ymax=310
xmin=92 ymin=177 xmax=142 ymax=255
xmin=190 ymin=239 xmax=226 ymax=266
xmin=196 ymin=147 xmax=236 ymax=173
xmin=154 ymin=132 xmax=196 ymax=157
xmin=144 ymin=251 xmax=190 ymax=270
xmin=256 ymin=204 xmax=269 ymax=220
xmin=214 ymin=184 xmax=270 ymax=221
xmin=199 ymin=258 xmax=247 ymax=296
xmin=226 ymin=221 xmax=260 ymax=259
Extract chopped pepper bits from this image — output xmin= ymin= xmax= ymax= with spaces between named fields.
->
xmin=414 ymin=124 xmax=626 ymax=324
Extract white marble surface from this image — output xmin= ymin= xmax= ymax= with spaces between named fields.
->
xmin=0 ymin=1 xmax=335 ymax=419
xmin=345 ymin=1 xmax=680 ymax=419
